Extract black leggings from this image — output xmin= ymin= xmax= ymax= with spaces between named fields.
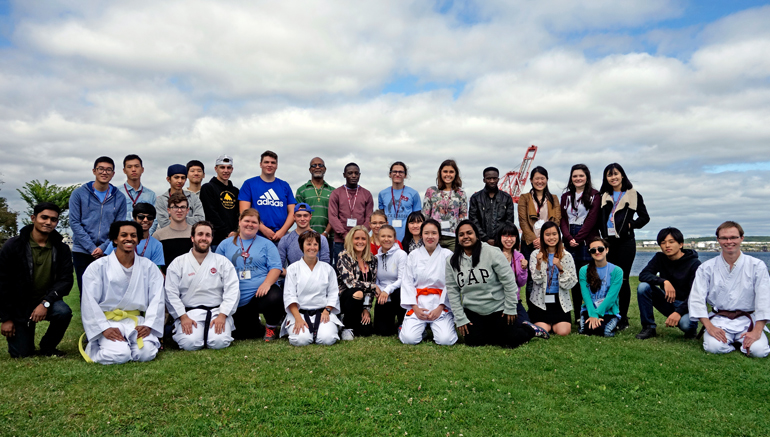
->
xmin=463 ymin=308 xmax=535 ymax=348
xmin=340 ymin=288 xmax=373 ymax=337
xmin=570 ymin=258 xmax=591 ymax=323
xmin=373 ymin=289 xmax=406 ymax=337
xmin=606 ymin=237 xmax=636 ymax=320
xmin=232 ymin=284 xmax=284 ymax=339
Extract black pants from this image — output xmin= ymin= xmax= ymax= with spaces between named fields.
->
xmin=6 ymin=300 xmax=72 ymax=358
xmin=606 ymin=237 xmax=636 ymax=321
xmin=73 ymin=252 xmax=96 ymax=297
xmin=340 ymin=288 xmax=373 ymax=337
xmin=463 ymin=308 xmax=534 ymax=349
xmin=570 ymin=258 xmax=591 ymax=324
xmin=521 ymin=243 xmax=535 ymax=304
xmin=373 ymin=289 xmax=406 ymax=336
xmin=231 ymin=284 xmax=284 ymax=340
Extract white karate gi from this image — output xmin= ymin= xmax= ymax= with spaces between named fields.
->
xmin=81 ymin=253 xmax=165 ymax=365
xmin=689 ymin=252 xmax=770 ymax=357
xmin=282 ymin=259 xmax=342 ymax=346
xmin=165 ymin=251 xmax=240 ymax=350
xmin=399 ymin=246 xmax=457 ymax=346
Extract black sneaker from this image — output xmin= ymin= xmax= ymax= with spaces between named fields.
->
xmin=39 ymin=349 xmax=67 ymax=357
xmin=617 ymin=318 xmax=630 ymax=331
xmin=635 ymin=327 xmax=657 ymax=340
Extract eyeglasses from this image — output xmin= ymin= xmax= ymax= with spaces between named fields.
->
xmin=588 ymin=246 xmax=606 ymax=254
xmin=136 ymin=214 xmax=155 ymax=221
xmin=390 ymin=170 xmax=405 ymax=175
xmin=717 ymin=236 xmax=741 ymax=242
xmin=310 ymin=164 xmax=325 ymax=168
xmin=95 ymin=167 xmax=114 ymax=174
xmin=169 ymin=206 xmax=189 ymax=211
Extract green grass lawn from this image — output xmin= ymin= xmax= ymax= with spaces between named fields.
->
xmin=2 ymin=277 xmax=769 ymax=436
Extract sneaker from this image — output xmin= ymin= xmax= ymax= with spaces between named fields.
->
xmin=341 ymin=329 xmax=355 ymax=341
xmin=683 ymin=330 xmax=697 ymax=340
xmin=526 ymin=322 xmax=550 ymax=339
xmin=38 ymin=349 xmax=67 ymax=357
xmin=635 ymin=327 xmax=657 ymax=340
xmin=617 ymin=318 xmax=630 ymax=331
xmin=263 ymin=326 xmax=278 ymax=342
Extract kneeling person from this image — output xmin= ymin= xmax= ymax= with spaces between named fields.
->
xmin=80 ymin=221 xmax=165 ymax=365
xmin=165 ymin=221 xmax=239 ymax=350
xmin=283 ymin=231 xmax=342 ymax=346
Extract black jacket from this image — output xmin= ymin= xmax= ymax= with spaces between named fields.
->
xmin=200 ymin=177 xmax=240 ymax=245
xmin=468 ymin=188 xmax=516 ymax=242
xmin=0 ymin=225 xmax=73 ymax=322
xmin=639 ymin=249 xmax=701 ymax=315
xmin=598 ymin=188 xmax=649 ymax=241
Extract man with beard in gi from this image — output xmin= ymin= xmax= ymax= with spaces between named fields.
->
xmin=164 ymin=221 xmax=240 ymax=350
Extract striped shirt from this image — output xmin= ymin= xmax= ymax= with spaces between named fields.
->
xmin=295 ymin=179 xmax=334 ymax=235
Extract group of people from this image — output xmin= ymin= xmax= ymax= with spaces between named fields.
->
xmin=1 ymin=152 xmax=768 ymax=364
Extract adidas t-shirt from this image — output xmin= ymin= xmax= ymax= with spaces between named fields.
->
xmin=239 ymin=176 xmax=296 ymax=234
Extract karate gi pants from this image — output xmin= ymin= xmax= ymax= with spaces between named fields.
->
xmin=461 ymin=308 xmax=535 ymax=348
xmin=87 ymin=317 xmax=159 ymax=365
xmin=703 ymin=315 xmax=770 ymax=358
xmin=285 ymin=313 xmax=341 ymax=346
xmin=173 ymin=309 xmax=234 ymax=351
xmin=399 ymin=311 xmax=457 ymax=346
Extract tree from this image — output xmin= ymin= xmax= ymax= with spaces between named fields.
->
xmin=17 ymin=180 xmax=79 ymax=231
xmin=0 ymin=181 xmax=18 ymax=247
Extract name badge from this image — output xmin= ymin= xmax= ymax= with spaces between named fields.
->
xmin=608 ymin=228 xmax=617 ymax=237
xmin=393 ymin=220 xmax=403 ymax=228
xmin=239 ymin=270 xmax=251 ymax=280
xmin=347 ymin=218 xmax=357 ymax=227
xmin=544 ymin=294 xmax=556 ymax=304
xmin=441 ymin=220 xmax=451 ymax=229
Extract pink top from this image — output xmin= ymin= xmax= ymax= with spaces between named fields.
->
xmin=509 ymin=250 xmax=528 ymax=300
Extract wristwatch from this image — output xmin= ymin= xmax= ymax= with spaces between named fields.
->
xmin=42 ymin=301 xmax=50 ymax=308
xmin=324 ymin=307 xmax=332 ymax=313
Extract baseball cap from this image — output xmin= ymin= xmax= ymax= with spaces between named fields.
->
xmin=294 ymin=203 xmax=314 ymax=213
xmin=216 ymin=155 xmax=234 ymax=166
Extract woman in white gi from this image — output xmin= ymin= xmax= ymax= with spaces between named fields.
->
xmin=283 ymin=230 xmax=342 ymax=346
xmin=374 ymin=224 xmax=408 ymax=336
xmin=399 ymin=218 xmax=457 ymax=346
xmin=80 ymin=221 xmax=165 ymax=365
xmin=528 ymin=221 xmax=578 ymax=336
xmin=165 ymin=221 xmax=240 ymax=350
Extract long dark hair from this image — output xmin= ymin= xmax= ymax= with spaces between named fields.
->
xmin=599 ymin=163 xmax=633 ymax=195
xmin=401 ymin=211 xmax=425 ymax=253
xmin=586 ymin=237 xmax=610 ymax=293
xmin=494 ymin=223 xmax=520 ymax=253
xmin=450 ymin=220 xmax=482 ymax=271
xmin=565 ymin=164 xmax=593 ymax=210
xmin=539 ymin=221 xmax=563 ymax=259
xmin=530 ymin=166 xmax=555 ymax=209
xmin=436 ymin=159 xmax=463 ymax=191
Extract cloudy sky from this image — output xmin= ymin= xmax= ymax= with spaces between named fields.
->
xmin=1 ymin=0 xmax=769 ymax=238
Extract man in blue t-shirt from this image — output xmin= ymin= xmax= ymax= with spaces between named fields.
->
xmin=377 ymin=161 xmax=421 ymax=241
xmin=103 ymin=203 xmax=165 ymax=268
xmin=239 ymin=150 xmax=296 ymax=243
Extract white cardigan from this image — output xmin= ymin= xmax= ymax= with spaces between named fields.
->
xmin=529 ymin=249 xmax=578 ymax=313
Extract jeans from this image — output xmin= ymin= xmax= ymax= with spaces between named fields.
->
xmin=637 ymin=282 xmax=697 ymax=335
xmin=579 ymin=311 xmax=619 ymax=337
xmin=6 ymin=300 xmax=73 ymax=358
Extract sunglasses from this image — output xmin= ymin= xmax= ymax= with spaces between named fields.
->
xmin=588 ymin=246 xmax=606 ymax=254
xmin=136 ymin=214 xmax=155 ymax=221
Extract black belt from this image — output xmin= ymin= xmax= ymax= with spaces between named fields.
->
xmin=299 ymin=308 xmax=325 ymax=339
xmin=186 ymin=306 xmax=218 ymax=348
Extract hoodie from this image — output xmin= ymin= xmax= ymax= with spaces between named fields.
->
xmin=376 ymin=244 xmax=408 ymax=296
xmin=638 ymin=248 xmax=701 ymax=315
xmin=69 ymin=182 xmax=127 ymax=254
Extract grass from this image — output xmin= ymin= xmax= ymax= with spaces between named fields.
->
xmin=2 ymin=277 xmax=769 ymax=436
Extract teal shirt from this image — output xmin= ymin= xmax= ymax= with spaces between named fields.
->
xmin=579 ymin=264 xmax=623 ymax=318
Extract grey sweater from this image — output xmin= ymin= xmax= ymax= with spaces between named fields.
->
xmin=445 ymin=243 xmax=519 ymax=327
xmin=154 ymin=189 xmax=205 ymax=229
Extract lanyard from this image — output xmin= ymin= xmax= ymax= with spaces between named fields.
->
xmin=239 ymin=237 xmax=255 ymax=260
xmin=390 ymin=187 xmax=404 ymax=216
xmin=135 ymin=239 xmax=149 ymax=257
xmin=123 ymin=183 xmax=143 ymax=206
xmin=609 ymin=191 xmax=625 ymax=228
xmin=346 ymin=186 xmax=359 ymax=216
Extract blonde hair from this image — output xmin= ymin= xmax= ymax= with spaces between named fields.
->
xmin=343 ymin=225 xmax=373 ymax=262
xmin=232 ymin=208 xmax=261 ymax=244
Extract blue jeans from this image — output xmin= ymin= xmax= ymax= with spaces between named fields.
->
xmin=6 ymin=300 xmax=72 ymax=358
xmin=637 ymin=282 xmax=697 ymax=335
xmin=579 ymin=311 xmax=619 ymax=337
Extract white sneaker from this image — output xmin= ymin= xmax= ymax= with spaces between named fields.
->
xmin=341 ymin=329 xmax=355 ymax=341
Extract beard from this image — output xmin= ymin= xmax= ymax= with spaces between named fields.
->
xmin=193 ymin=241 xmax=210 ymax=253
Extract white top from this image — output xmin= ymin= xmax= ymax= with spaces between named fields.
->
xmin=400 ymin=245 xmax=454 ymax=311
xmin=565 ymin=193 xmax=589 ymax=226
xmin=376 ymin=244 xmax=408 ymax=296
xmin=164 ymin=251 xmax=240 ymax=319
xmin=283 ymin=258 xmax=340 ymax=314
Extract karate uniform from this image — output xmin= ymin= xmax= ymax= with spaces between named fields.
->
xmin=689 ymin=252 xmax=770 ymax=357
xmin=399 ymin=246 xmax=457 ymax=346
xmin=165 ymin=251 xmax=240 ymax=350
xmin=80 ymin=253 xmax=165 ymax=365
xmin=282 ymin=259 xmax=342 ymax=346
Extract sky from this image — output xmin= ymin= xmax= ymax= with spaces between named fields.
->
xmin=1 ymin=0 xmax=769 ymax=238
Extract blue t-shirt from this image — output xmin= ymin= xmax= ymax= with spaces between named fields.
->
xmin=93 ymin=187 xmax=108 ymax=203
xmin=378 ymin=186 xmax=421 ymax=241
xmin=216 ymin=235 xmax=282 ymax=307
xmin=606 ymin=191 xmax=625 ymax=230
xmin=104 ymin=236 xmax=165 ymax=266
xmin=546 ymin=253 xmax=559 ymax=295
xmin=239 ymin=176 xmax=296 ymax=234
